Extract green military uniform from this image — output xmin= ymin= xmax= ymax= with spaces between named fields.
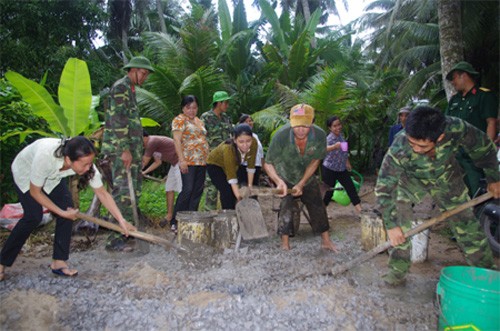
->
xmin=101 ymin=76 xmax=143 ymax=232
xmin=376 ymin=117 xmax=498 ymax=282
xmin=200 ymin=109 xmax=233 ymax=210
xmin=445 ymin=85 xmax=498 ymax=196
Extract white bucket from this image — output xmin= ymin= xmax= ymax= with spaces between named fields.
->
xmin=411 ymin=219 xmax=429 ymax=263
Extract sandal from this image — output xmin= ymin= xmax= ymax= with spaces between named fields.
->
xmin=50 ymin=266 xmax=78 ymax=277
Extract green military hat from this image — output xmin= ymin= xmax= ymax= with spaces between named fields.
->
xmin=446 ymin=61 xmax=479 ymax=81
xmin=212 ymin=91 xmax=232 ymax=103
xmin=123 ymin=56 xmax=155 ymax=72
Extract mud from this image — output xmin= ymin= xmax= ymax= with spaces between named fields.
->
xmin=0 ymin=176 xmax=471 ymax=330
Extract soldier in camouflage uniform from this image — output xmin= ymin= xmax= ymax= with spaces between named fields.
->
xmin=101 ymin=56 xmax=154 ymax=251
xmin=445 ymin=61 xmax=498 ymax=197
xmin=200 ymin=91 xmax=234 ymax=211
xmin=376 ymin=106 xmax=500 ymax=286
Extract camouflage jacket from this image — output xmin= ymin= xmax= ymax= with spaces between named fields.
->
xmin=101 ymin=76 xmax=143 ymax=158
xmin=200 ymin=109 xmax=233 ymax=149
xmin=376 ymin=116 xmax=499 ymax=229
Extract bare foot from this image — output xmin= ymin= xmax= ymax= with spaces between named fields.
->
xmin=320 ymin=231 xmax=339 ymax=252
xmin=281 ymin=243 xmax=291 ymax=250
xmin=321 ymin=241 xmax=339 ymax=252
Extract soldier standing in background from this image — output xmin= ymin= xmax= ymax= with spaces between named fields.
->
xmin=101 ymin=56 xmax=154 ymax=252
xmin=200 ymin=91 xmax=233 ymax=211
xmin=445 ymin=61 xmax=498 ymax=197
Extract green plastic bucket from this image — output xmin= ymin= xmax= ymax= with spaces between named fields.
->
xmin=436 ymin=266 xmax=500 ymax=331
xmin=332 ymin=169 xmax=363 ymax=206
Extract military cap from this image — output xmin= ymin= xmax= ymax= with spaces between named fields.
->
xmin=212 ymin=91 xmax=232 ymax=103
xmin=446 ymin=61 xmax=479 ymax=81
xmin=123 ymin=56 xmax=155 ymax=72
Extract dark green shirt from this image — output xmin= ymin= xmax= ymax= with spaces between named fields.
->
xmin=265 ymin=124 xmax=327 ymax=185
xmin=200 ymin=109 xmax=233 ymax=149
xmin=445 ymin=86 xmax=498 ymax=133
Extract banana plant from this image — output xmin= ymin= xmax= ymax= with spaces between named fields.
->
xmin=5 ymin=57 xmax=99 ymax=140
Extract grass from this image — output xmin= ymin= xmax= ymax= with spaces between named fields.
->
xmin=78 ymin=180 xmax=208 ymax=222
xmin=79 ymin=180 xmax=168 ymax=221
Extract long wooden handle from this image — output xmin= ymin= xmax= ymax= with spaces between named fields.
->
xmin=331 ymin=192 xmax=493 ymax=277
xmin=75 ymin=212 xmax=186 ymax=252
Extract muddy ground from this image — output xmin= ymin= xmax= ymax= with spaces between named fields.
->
xmin=0 ymin=176 xmax=474 ymax=331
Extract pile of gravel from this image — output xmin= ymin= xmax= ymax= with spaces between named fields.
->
xmin=0 ymin=218 xmax=439 ymax=330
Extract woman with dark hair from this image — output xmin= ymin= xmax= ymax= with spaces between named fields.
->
xmin=321 ymin=116 xmax=362 ymax=213
xmin=0 ymin=137 xmax=136 ymax=281
xmin=237 ymin=114 xmax=264 ymax=186
xmin=170 ymin=95 xmax=209 ymax=233
xmin=207 ymin=124 xmax=258 ymax=209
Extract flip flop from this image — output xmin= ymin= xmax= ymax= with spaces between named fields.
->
xmin=51 ymin=267 xmax=78 ymax=277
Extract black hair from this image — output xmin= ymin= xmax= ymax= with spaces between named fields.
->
xmin=143 ymin=130 xmax=149 ymax=137
xmin=238 ymin=114 xmax=251 ymax=124
xmin=405 ymin=106 xmax=446 ymax=142
xmin=326 ymin=115 xmax=340 ymax=127
xmin=181 ymin=95 xmax=198 ymax=109
xmin=233 ymin=123 xmax=253 ymax=138
xmin=54 ymin=136 xmax=97 ymax=189
xmin=226 ymin=124 xmax=253 ymax=160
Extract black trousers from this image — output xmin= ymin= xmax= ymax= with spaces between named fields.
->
xmin=207 ymin=164 xmax=236 ymax=210
xmin=278 ymin=178 xmax=330 ymax=236
xmin=0 ymin=179 xmax=73 ymax=267
xmin=321 ymin=166 xmax=361 ymax=206
xmin=172 ymin=165 xmax=206 ymax=226
xmin=237 ymin=165 xmax=262 ymax=186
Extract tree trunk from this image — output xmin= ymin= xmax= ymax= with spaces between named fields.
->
xmin=156 ymin=0 xmax=167 ymax=33
xmin=438 ymin=0 xmax=463 ymax=101
xmin=300 ymin=0 xmax=316 ymax=48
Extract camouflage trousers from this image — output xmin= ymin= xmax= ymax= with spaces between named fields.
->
xmin=387 ymin=173 xmax=495 ymax=279
xmin=104 ymin=154 xmax=142 ymax=242
xmin=456 ymin=150 xmax=485 ymax=198
xmin=203 ymin=175 xmax=219 ymax=211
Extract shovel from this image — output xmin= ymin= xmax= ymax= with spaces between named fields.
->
xmin=330 ymin=192 xmax=493 ymax=277
xmin=75 ymin=212 xmax=186 ymax=253
xmin=127 ymin=168 xmax=150 ymax=253
xmin=234 ymin=187 xmax=297 ymax=250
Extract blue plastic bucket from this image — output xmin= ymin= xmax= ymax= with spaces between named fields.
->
xmin=436 ymin=266 xmax=500 ymax=331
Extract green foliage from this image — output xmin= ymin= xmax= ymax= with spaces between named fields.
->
xmin=0 ymin=0 xmax=107 ymax=93
xmin=138 ymin=181 xmax=167 ymax=220
xmin=79 ymin=180 xmax=168 ymax=221
xmin=5 ymin=58 xmax=99 ymax=139
xmin=0 ymin=79 xmax=50 ymax=204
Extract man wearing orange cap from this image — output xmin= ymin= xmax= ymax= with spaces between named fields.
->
xmin=264 ymin=104 xmax=338 ymax=251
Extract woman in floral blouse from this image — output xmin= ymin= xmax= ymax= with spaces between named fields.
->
xmin=170 ymin=95 xmax=209 ymax=233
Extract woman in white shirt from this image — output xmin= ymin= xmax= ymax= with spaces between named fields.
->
xmin=0 ymin=137 xmax=136 ymax=281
